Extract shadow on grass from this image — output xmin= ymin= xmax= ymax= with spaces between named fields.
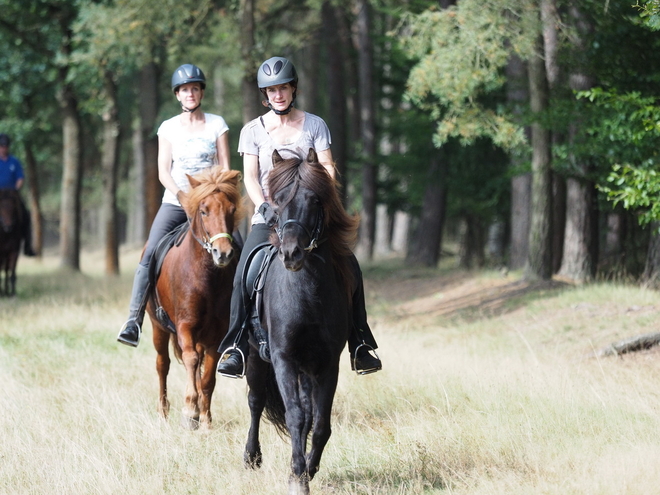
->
xmin=363 ymin=259 xmax=574 ymax=324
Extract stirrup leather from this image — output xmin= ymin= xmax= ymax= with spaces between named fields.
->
xmin=352 ymin=342 xmax=381 ymax=375
xmin=218 ymin=346 xmax=246 ymax=379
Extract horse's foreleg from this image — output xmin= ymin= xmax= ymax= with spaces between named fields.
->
xmin=273 ymin=360 xmax=308 ymax=490
xmin=305 ymin=367 xmax=340 ymax=481
xmin=198 ymin=347 xmax=219 ymax=429
xmin=299 ymin=374 xmax=314 ymax=454
xmin=179 ymin=330 xmax=201 ymax=430
xmin=8 ymin=251 xmax=18 ymax=297
xmin=244 ymin=355 xmax=269 ymax=469
xmin=153 ymin=325 xmax=171 ymax=419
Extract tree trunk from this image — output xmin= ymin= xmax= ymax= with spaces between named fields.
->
xmin=524 ymin=34 xmax=553 ymax=281
xmin=297 ymin=35 xmax=320 ymax=116
xmin=458 ymin=213 xmax=486 ymax=269
xmin=101 ymin=71 xmax=121 ymax=276
xmin=542 ymin=0 xmax=566 ymax=274
xmin=407 ymin=151 xmax=447 ymax=267
xmin=642 ymin=222 xmax=660 ymax=289
xmin=322 ymin=1 xmax=349 ymax=198
xmin=510 ymin=174 xmax=531 ymax=270
xmin=130 ymin=117 xmax=146 ymax=244
xmin=506 ymin=54 xmax=530 ymax=271
xmin=557 ymin=5 xmax=596 ymax=283
xmin=552 ymin=174 xmax=566 ymax=273
xmin=604 ymin=211 xmax=626 ymax=261
xmin=22 ymin=143 xmax=42 ymax=257
xmin=58 ymin=77 xmax=82 ymax=270
xmin=240 ymin=0 xmax=261 ymax=124
xmin=558 ymin=177 xmax=595 ymax=282
xmin=139 ymin=62 xmax=161 ymax=232
xmin=354 ymin=0 xmax=377 ymax=260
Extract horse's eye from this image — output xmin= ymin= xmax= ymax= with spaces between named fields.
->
xmin=201 ymin=210 xmax=209 ymax=217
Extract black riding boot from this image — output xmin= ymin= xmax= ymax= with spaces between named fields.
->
xmin=117 ymin=266 xmax=151 ymax=347
xmin=216 ymin=283 xmax=249 ymax=378
xmin=217 ymin=224 xmax=272 ymax=378
xmin=348 ymin=255 xmax=382 ymax=374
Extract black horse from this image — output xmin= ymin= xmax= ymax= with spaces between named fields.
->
xmin=244 ymin=149 xmax=359 ymax=495
xmin=0 ymin=188 xmax=23 ymax=296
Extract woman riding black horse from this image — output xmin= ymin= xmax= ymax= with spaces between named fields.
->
xmin=216 ymin=56 xmax=382 ymax=377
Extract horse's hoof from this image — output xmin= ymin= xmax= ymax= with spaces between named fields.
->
xmin=180 ymin=415 xmax=200 ymax=431
xmin=243 ymin=451 xmax=262 ymax=470
xmin=288 ymin=478 xmax=310 ymax=495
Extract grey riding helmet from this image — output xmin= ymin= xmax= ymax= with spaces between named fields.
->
xmin=0 ymin=133 xmax=9 ymax=147
xmin=171 ymin=64 xmax=206 ymax=93
xmin=258 ymin=57 xmax=298 ymax=114
xmin=257 ymin=56 xmax=298 ymax=89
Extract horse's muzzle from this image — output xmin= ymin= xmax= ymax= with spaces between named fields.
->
xmin=212 ymin=248 xmax=234 ymax=268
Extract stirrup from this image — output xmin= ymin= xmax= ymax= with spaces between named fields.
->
xmin=352 ymin=343 xmax=381 ymax=375
xmin=117 ymin=318 xmax=141 ymax=347
xmin=218 ymin=346 xmax=246 ymax=379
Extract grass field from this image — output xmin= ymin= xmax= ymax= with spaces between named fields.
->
xmin=2 ymin=248 xmax=660 ymax=494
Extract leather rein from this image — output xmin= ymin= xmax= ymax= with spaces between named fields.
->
xmin=275 ymin=206 xmax=325 ymax=252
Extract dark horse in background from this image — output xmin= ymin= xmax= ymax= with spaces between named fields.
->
xmin=0 ymin=189 xmax=24 ymax=297
xmin=146 ymin=168 xmax=243 ymax=430
xmin=244 ymin=149 xmax=359 ymax=495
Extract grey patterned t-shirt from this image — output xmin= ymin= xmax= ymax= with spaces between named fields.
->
xmin=237 ymin=112 xmax=331 ymax=224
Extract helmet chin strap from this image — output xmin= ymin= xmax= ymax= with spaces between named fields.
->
xmin=268 ymin=102 xmax=294 ymax=115
xmin=181 ymin=102 xmax=201 ymax=113
xmin=267 ymin=92 xmax=297 ymax=115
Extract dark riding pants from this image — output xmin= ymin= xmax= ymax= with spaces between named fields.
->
xmin=218 ymin=223 xmax=272 ymax=356
xmin=139 ymin=203 xmax=188 ymax=270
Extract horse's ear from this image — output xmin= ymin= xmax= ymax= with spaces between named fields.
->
xmin=187 ymin=174 xmax=201 ymax=189
xmin=272 ymin=149 xmax=284 ymax=166
xmin=307 ymin=148 xmax=318 ymax=164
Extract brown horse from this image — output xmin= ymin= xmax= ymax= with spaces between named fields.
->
xmin=0 ymin=189 xmax=23 ymax=297
xmin=146 ymin=168 xmax=243 ymax=430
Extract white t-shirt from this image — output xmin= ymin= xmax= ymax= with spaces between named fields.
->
xmin=157 ymin=113 xmax=229 ymax=205
xmin=237 ymin=112 xmax=331 ymax=224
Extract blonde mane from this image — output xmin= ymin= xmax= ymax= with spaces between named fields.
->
xmin=182 ymin=168 xmax=245 ymax=225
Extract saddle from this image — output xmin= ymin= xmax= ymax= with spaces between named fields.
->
xmin=241 ymin=242 xmax=278 ymax=363
xmin=148 ymin=222 xmax=189 ymax=334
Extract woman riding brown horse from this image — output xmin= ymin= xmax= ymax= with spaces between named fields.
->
xmin=147 ymin=167 xmax=243 ymax=429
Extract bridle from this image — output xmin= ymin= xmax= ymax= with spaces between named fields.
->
xmin=275 ymin=205 xmax=324 ymax=252
xmin=189 ymin=208 xmax=233 ymax=253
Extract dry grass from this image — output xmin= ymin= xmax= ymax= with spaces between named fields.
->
xmin=2 ymin=250 xmax=660 ymax=494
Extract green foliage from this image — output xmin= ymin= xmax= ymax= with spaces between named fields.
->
xmin=635 ymin=0 xmax=660 ymax=30
xmin=579 ymin=88 xmax=660 ymax=226
xmin=399 ymin=0 xmax=538 ymax=150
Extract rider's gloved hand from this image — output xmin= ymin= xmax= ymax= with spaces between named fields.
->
xmin=258 ymin=201 xmax=278 ymax=227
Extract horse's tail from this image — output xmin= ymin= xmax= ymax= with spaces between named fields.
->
xmin=263 ymin=364 xmax=288 ymax=437
xmin=171 ymin=334 xmax=183 ymax=364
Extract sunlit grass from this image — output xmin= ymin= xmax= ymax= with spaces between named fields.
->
xmin=2 ymin=250 xmax=660 ymax=494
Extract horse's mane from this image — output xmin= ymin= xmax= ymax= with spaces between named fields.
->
xmin=268 ymin=149 xmax=359 ymax=258
xmin=267 ymin=149 xmax=360 ymax=298
xmin=182 ymin=168 xmax=245 ymax=226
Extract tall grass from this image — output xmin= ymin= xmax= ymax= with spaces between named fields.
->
xmin=2 ymin=250 xmax=660 ymax=494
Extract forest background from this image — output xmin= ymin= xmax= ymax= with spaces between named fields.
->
xmin=2 ymin=0 xmax=660 ymax=286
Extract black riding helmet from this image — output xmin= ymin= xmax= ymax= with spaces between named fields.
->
xmin=171 ymin=64 xmax=206 ymax=94
xmin=258 ymin=56 xmax=298 ymax=115
xmin=0 ymin=133 xmax=10 ymax=147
